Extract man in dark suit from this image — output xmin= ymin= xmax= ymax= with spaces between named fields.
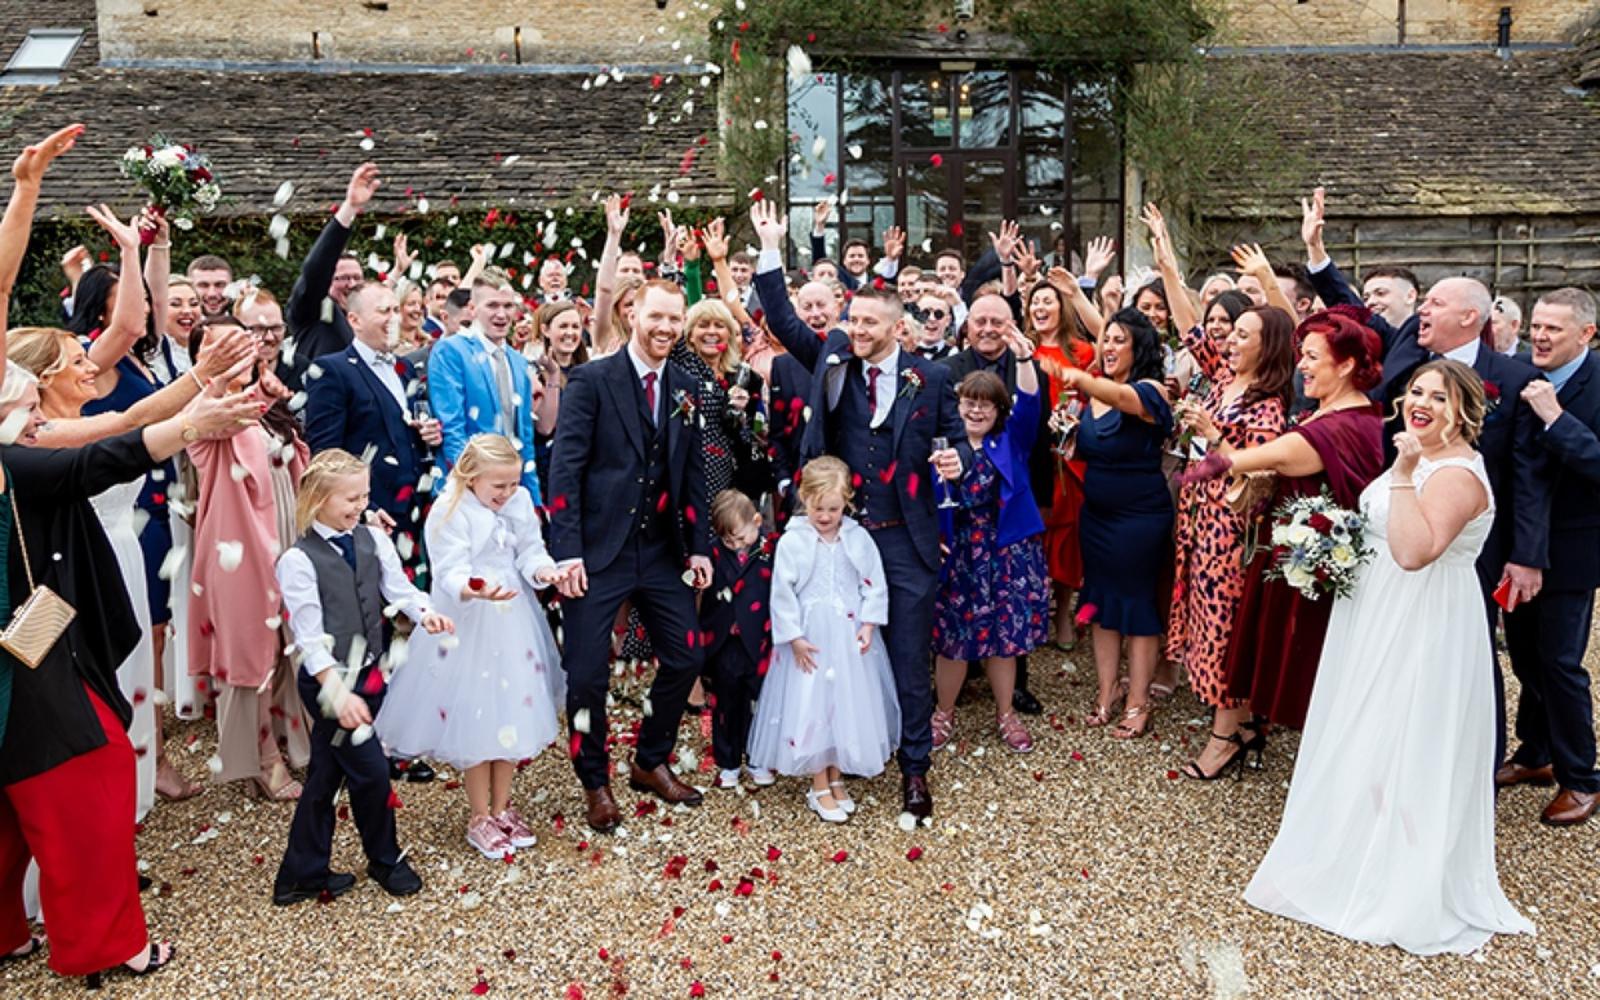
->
xmin=302 ymin=279 xmax=443 ymax=784
xmin=302 ymin=280 xmax=440 ymax=555
xmin=751 ymin=201 xmax=962 ymax=820
xmin=941 ymin=292 xmax=1051 ymax=715
xmin=1499 ymin=288 xmax=1600 ymax=826
xmin=548 ymin=279 xmax=713 ymax=833
xmin=1302 ymin=192 xmax=1552 ymax=769
xmin=287 ymin=162 xmax=380 ymax=385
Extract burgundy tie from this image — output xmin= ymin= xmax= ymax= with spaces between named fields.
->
xmin=866 ymin=365 xmax=882 ymax=413
xmin=642 ymin=370 xmax=658 ymax=425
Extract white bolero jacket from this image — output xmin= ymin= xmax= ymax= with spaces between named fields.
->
xmin=770 ymin=515 xmax=889 ymax=644
xmin=424 ymin=484 xmax=556 ymax=599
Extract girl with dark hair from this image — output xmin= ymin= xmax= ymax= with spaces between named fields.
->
xmin=1054 ymin=307 xmax=1174 ymax=739
xmin=1202 ymin=289 xmax=1254 ymax=343
xmin=1179 ymin=310 xmax=1386 ymax=752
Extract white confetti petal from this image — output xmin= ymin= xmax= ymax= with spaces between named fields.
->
xmin=215 ymin=540 xmax=244 ymax=571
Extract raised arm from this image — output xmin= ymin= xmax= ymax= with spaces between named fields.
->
xmin=701 ymin=217 xmax=755 ymax=330
xmin=1048 ymin=266 xmax=1105 ymax=343
xmin=1 ymin=125 xmax=82 ymax=349
xmin=1141 ymin=203 xmax=1201 ymax=338
xmin=750 ymin=200 xmax=826 ymax=369
xmin=142 ymin=209 xmax=172 ymax=341
xmin=591 ymin=193 xmax=628 ymax=354
xmin=288 ymin=163 xmax=376 ymax=333
xmin=1059 ymin=368 xmax=1169 ymax=424
xmin=1231 ymin=243 xmax=1297 ymax=322
xmin=81 ymin=204 xmax=146 ymax=381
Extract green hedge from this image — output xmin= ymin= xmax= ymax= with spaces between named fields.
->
xmin=11 ymin=201 xmax=721 ymax=326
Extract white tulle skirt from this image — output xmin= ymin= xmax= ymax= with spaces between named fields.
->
xmin=747 ymin=605 xmax=900 ymax=778
xmin=376 ymin=586 xmax=565 ymax=771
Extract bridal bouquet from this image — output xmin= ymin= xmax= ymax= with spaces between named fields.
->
xmin=118 ymin=136 xmax=221 ymax=241
xmin=1264 ymin=492 xmax=1372 ymax=600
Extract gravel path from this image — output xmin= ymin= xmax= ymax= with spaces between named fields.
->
xmin=4 ymin=640 xmax=1597 ymax=999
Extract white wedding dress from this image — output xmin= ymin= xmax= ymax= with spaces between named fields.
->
xmin=89 ymin=479 xmax=156 ymax=822
xmin=1245 ymin=455 xmax=1534 ymax=955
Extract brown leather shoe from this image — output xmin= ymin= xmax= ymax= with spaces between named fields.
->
xmin=1495 ymin=761 xmax=1556 ymax=789
xmin=628 ymin=762 xmax=704 ymax=806
xmin=1540 ymin=788 xmax=1599 ymax=827
xmin=584 ymin=786 xmax=621 ymax=833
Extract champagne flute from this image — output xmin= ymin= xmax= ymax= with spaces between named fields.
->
xmin=932 ymin=435 xmax=960 ymax=510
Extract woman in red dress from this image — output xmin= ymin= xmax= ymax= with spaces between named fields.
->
xmin=1026 ymin=275 xmax=1098 ymax=649
xmin=1181 ymin=311 xmax=1386 ymax=763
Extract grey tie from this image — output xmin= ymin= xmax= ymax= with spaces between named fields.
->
xmin=490 ymin=345 xmax=517 ymax=434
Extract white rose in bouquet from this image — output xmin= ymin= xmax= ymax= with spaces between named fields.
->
xmin=1284 ymin=561 xmax=1316 ymax=594
xmin=150 ymin=145 xmax=185 ymax=170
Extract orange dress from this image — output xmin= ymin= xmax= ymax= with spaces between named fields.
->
xmin=1035 ymin=338 xmax=1096 ymax=589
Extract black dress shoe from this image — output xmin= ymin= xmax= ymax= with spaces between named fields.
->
xmin=1012 ymin=687 xmax=1043 ymax=716
xmin=902 ymin=774 xmax=933 ymax=820
xmin=138 ymin=874 xmax=153 ymax=893
xmin=367 ymin=859 xmax=423 ymax=897
xmin=273 ymin=871 xmax=356 ymax=907
xmin=390 ymin=758 xmax=436 ymax=783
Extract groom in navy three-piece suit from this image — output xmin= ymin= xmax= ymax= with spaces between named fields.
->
xmin=749 ymin=203 xmax=961 ymax=820
xmin=547 ymin=281 xmax=713 ymax=834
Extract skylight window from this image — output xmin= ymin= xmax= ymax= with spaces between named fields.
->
xmin=3 ymin=29 xmax=84 ymax=85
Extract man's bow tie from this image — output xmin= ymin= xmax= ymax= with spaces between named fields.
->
xmin=374 ymin=352 xmax=397 ymax=366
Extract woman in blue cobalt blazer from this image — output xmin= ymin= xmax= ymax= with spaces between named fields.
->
xmin=931 ymin=326 xmax=1050 ymax=755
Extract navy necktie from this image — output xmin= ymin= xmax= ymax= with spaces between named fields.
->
xmin=330 ymin=533 xmax=358 ymax=572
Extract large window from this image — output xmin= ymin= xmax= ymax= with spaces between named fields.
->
xmin=786 ymin=64 xmax=1123 ymax=270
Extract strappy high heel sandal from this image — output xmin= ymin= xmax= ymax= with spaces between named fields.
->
xmin=1111 ymin=703 xmax=1152 ymax=740
xmin=1182 ymin=731 xmax=1251 ymax=781
xmin=1084 ymin=691 xmax=1123 ymax=728
xmin=245 ymin=761 xmax=302 ymax=802
xmin=85 ymin=940 xmax=174 ymax=989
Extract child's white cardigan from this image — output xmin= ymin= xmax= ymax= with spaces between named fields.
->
xmin=769 ymin=516 xmax=890 ymax=645
xmin=426 ymin=485 xmax=556 ymax=597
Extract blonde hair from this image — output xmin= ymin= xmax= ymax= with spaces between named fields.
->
xmin=682 ymin=299 xmax=742 ymax=375
xmin=445 ymin=434 xmax=523 ymax=518
xmin=710 ymin=489 xmax=758 ymax=537
xmin=232 ymin=285 xmax=278 ymax=316
xmin=296 ymin=449 xmax=370 ymax=534
xmin=796 ymin=455 xmax=853 ymax=512
xmin=611 ymin=276 xmax=644 ymax=336
xmin=1395 ymin=359 xmax=1486 ymax=446
xmin=6 ymin=327 xmax=77 ymax=382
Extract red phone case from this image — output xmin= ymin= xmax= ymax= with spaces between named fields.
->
xmin=1493 ymin=576 xmax=1515 ymax=611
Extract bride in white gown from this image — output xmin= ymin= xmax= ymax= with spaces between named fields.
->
xmin=1245 ymin=361 xmax=1534 ymax=955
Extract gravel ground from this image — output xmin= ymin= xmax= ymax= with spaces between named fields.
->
xmin=4 ymin=637 xmax=1598 ymax=1000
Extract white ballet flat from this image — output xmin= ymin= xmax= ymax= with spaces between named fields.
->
xmin=828 ymin=780 xmax=857 ymax=814
xmin=806 ymin=788 xmax=849 ymax=823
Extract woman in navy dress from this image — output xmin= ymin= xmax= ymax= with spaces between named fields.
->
xmin=932 ymin=356 xmax=1051 ymax=755
xmin=1057 ymin=308 xmax=1174 ymax=739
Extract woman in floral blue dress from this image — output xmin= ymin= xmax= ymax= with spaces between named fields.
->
xmin=932 ymin=337 xmax=1050 ymax=754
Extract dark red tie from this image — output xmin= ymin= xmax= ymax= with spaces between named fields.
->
xmin=866 ymin=365 xmax=882 ymax=412
xmin=642 ymin=370 xmax=658 ymax=425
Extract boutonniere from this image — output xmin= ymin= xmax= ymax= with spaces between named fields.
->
xmin=899 ymin=368 xmax=925 ymax=400
xmin=1483 ymin=380 xmax=1501 ymax=413
xmin=671 ymin=388 xmax=698 ymax=425
xmin=393 ymin=361 xmax=407 ymax=377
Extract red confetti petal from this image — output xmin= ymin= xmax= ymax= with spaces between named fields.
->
xmin=766 ymin=845 xmax=782 ymax=861
xmin=830 ymin=850 xmax=849 ymax=863
xmin=929 ymin=153 xmax=943 ymax=167
xmin=906 ymin=846 xmax=924 ymax=861
xmin=689 ymin=983 xmax=705 ymax=998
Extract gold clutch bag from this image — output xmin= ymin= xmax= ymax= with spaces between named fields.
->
xmin=0 ymin=493 xmax=75 ymax=668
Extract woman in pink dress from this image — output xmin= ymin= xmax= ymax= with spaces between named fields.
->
xmin=187 ymin=315 xmax=310 ymax=799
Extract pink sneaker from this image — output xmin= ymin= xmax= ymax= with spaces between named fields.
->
xmin=467 ymin=814 xmax=513 ymax=860
xmin=494 ymin=807 xmax=537 ymax=848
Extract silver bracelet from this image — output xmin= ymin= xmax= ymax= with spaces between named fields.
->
xmin=188 ymin=368 xmax=206 ymax=391
xmin=150 ymin=242 xmax=172 ymax=250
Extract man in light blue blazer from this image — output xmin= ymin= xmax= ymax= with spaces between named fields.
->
xmin=426 ymin=269 xmax=542 ymax=504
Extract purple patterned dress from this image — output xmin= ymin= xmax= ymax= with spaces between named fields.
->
xmin=932 ymin=449 xmax=1051 ymax=659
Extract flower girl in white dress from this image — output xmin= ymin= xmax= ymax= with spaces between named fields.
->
xmin=1246 ymin=362 xmax=1533 ymax=954
xmin=376 ymin=436 xmax=565 ymax=860
xmin=748 ymin=457 xmax=901 ymax=823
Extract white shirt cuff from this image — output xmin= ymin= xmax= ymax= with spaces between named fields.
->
xmin=1306 ymin=255 xmax=1331 ymax=274
xmin=756 ymin=249 xmax=783 ymax=275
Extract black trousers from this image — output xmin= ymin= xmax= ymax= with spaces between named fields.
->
xmin=1505 ymin=588 xmax=1600 ymax=793
xmin=562 ymin=534 xmax=704 ymax=789
xmin=706 ymin=642 xmax=763 ymax=771
xmin=276 ymin=668 xmax=401 ymax=889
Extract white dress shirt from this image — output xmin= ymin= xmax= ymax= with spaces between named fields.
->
xmin=1440 ymin=339 xmax=1480 ymax=368
xmin=352 ymin=338 xmax=408 ymax=413
xmin=276 ymin=522 xmax=432 ymax=677
xmin=827 ymin=346 xmax=899 ymax=428
xmin=627 ymin=341 xmax=667 ymax=425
